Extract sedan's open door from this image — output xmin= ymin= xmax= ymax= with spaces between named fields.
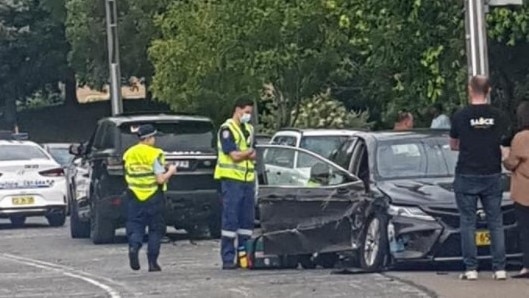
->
xmin=256 ymin=144 xmax=366 ymax=256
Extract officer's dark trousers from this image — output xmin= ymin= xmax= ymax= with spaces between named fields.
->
xmin=126 ymin=190 xmax=166 ymax=262
xmin=220 ymin=180 xmax=255 ymax=265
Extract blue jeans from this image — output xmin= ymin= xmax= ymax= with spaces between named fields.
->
xmin=220 ymin=180 xmax=255 ymax=265
xmin=126 ymin=190 xmax=166 ymax=261
xmin=454 ymin=173 xmax=506 ymax=271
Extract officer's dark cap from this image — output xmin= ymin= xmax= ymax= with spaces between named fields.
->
xmin=137 ymin=124 xmax=158 ymax=139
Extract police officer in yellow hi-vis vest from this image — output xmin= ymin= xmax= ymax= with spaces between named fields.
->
xmin=123 ymin=124 xmax=177 ymax=272
xmin=214 ymin=97 xmax=256 ymax=270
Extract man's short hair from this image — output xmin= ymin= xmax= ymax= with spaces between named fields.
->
xmin=395 ymin=110 xmax=412 ymax=123
xmin=232 ymin=95 xmax=254 ymax=113
xmin=469 ymin=75 xmax=491 ymax=95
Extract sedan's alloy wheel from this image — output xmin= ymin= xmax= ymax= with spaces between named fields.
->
xmin=364 ymin=217 xmax=380 ymax=267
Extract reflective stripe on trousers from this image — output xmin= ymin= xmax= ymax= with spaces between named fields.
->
xmin=220 ymin=180 xmax=255 ymax=265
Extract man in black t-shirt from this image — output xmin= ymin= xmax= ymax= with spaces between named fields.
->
xmin=449 ymin=75 xmax=507 ymax=280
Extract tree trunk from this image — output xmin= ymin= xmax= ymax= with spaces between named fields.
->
xmin=64 ymin=69 xmax=78 ymax=106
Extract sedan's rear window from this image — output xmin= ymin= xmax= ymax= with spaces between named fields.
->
xmin=119 ymin=121 xmax=215 ymax=152
xmin=0 ymin=145 xmax=49 ymax=161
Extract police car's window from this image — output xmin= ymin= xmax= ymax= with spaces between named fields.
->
xmin=0 ymin=145 xmax=49 ymax=161
xmin=120 ymin=121 xmax=215 ymax=152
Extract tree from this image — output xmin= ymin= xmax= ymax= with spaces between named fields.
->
xmin=65 ymin=0 xmax=173 ymax=98
xmin=149 ymin=0 xmax=359 ymax=126
xmin=0 ymin=0 xmax=71 ymax=128
xmin=487 ymin=5 xmax=529 ymax=119
xmin=147 ymin=0 xmax=528 ymax=129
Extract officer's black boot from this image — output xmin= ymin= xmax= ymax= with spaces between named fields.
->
xmin=147 ymin=254 xmax=161 ymax=272
xmin=129 ymin=246 xmax=140 ymax=271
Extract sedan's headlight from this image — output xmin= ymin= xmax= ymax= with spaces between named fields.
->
xmin=388 ymin=204 xmax=436 ymax=221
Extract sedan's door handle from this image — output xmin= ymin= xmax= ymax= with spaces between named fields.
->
xmin=336 ymin=187 xmax=350 ymax=194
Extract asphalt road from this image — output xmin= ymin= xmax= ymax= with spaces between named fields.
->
xmin=0 ymin=218 xmax=527 ymax=298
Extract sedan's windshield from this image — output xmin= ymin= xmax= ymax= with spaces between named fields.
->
xmin=376 ymin=138 xmax=457 ymax=179
xmin=0 ymin=145 xmax=49 ymax=161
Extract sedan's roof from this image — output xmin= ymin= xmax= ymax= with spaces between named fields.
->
xmin=355 ymin=129 xmax=450 ymax=142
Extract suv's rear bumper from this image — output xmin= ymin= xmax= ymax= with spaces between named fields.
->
xmin=165 ymin=189 xmax=220 ymax=227
xmin=95 ymin=189 xmax=220 ymax=229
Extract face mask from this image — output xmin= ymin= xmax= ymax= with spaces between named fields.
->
xmin=240 ymin=113 xmax=251 ymax=123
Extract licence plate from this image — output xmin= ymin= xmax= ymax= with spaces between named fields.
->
xmin=12 ymin=196 xmax=35 ymax=205
xmin=475 ymin=230 xmax=491 ymax=246
xmin=174 ymin=161 xmax=190 ymax=169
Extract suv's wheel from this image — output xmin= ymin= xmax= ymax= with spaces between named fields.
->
xmin=90 ymin=203 xmax=115 ymax=244
xmin=359 ymin=213 xmax=389 ymax=271
xmin=208 ymin=214 xmax=221 ymax=239
xmin=185 ymin=224 xmax=210 ymax=239
xmin=70 ymin=200 xmax=90 ymax=238
xmin=10 ymin=216 xmax=26 ymax=228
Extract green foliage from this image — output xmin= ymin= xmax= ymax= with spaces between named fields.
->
xmin=0 ymin=0 xmax=69 ymax=104
xmin=149 ymin=0 xmax=357 ymax=126
xmin=258 ymin=85 xmax=371 ymax=133
xmin=291 ymin=89 xmax=372 ymax=130
xmin=65 ymin=0 xmax=172 ymax=89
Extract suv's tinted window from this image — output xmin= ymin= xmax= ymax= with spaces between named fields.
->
xmin=101 ymin=125 xmax=115 ymax=149
xmin=119 ymin=121 xmax=215 ymax=152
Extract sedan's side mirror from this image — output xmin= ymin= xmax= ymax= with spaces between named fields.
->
xmin=69 ymin=143 xmax=84 ymax=156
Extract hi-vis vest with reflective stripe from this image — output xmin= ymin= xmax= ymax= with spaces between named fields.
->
xmin=214 ymin=119 xmax=255 ymax=182
xmin=123 ymin=143 xmax=166 ymax=201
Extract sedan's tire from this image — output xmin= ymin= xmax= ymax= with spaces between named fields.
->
xmin=298 ymin=254 xmax=317 ymax=269
xmin=46 ymin=211 xmax=66 ymax=227
xmin=70 ymin=200 xmax=90 ymax=238
xmin=90 ymin=205 xmax=115 ymax=244
xmin=359 ymin=213 xmax=389 ymax=271
xmin=317 ymin=253 xmax=339 ymax=269
xmin=10 ymin=216 xmax=26 ymax=228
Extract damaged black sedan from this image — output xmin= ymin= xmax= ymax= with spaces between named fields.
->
xmin=329 ymin=130 xmax=521 ymax=270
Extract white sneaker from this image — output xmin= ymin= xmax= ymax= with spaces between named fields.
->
xmin=460 ymin=270 xmax=478 ymax=280
xmin=493 ymin=270 xmax=507 ymax=280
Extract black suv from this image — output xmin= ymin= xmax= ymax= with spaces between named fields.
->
xmin=69 ymin=113 xmax=220 ymax=244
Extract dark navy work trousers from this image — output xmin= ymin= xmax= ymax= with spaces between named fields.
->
xmin=220 ymin=180 xmax=255 ymax=265
xmin=126 ymin=190 xmax=166 ymax=260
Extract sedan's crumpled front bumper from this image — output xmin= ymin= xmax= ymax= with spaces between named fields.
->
xmin=388 ymin=205 xmax=522 ymax=262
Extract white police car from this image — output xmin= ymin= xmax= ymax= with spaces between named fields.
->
xmin=0 ymin=136 xmax=67 ymax=227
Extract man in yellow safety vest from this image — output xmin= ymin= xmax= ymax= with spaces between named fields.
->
xmin=123 ymin=124 xmax=177 ymax=272
xmin=214 ymin=96 xmax=256 ymax=270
